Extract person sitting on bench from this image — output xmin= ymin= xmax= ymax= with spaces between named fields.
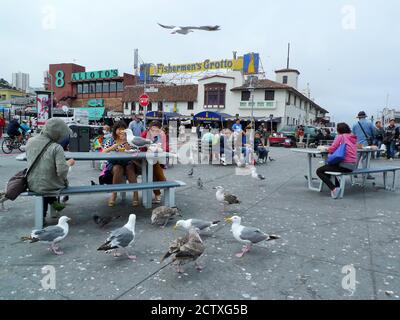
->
xmin=316 ymin=123 xmax=357 ymax=199
xmin=141 ymin=121 xmax=168 ymax=204
xmin=26 ymin=118 xmax=75 ymax=226
xmin=103 ymin=121 xmax=140 ymax=207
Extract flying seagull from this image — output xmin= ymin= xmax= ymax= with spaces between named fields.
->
xmin=21 ymin=216 xmax=71 ymax=255
xmin=213 ymin=186 xmax=241 ymax=213
xmin=97 ymin=214 xmax=137 ymax=260
xmin=225 ymin=216 xmax=280 ymax=258
xmin=158 ymin=23 xmax=221 ymax=35
xmin=161 ymin=228 xmax=205 ymax=273
xmin=174 ymin=219 xmax=220 ymax=233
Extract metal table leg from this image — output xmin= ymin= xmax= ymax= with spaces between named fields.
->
xmin=141 ymin=159 xmax=147 ymax=207
xmin=145 ymin=161 xmax=154 ymax=209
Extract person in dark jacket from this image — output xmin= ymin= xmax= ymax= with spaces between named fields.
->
xmin=7 ymin=116 xmax=25 ymax=142
xmin=373 ymin=121 xmax=385 ymax=159
xmin=384 ymin=119 xmax=399 ymax=160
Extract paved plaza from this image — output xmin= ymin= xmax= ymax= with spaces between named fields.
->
xmin=0 ymin=147 xmax=399 ymax=300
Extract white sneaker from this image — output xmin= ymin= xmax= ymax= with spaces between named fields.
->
xmin=331 ymin=188 xmax=341 ymax=199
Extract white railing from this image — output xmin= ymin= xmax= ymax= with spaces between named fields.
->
xmin=239 ymin=101 xmax=276 ymax=109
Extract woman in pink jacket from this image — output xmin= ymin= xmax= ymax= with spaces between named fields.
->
xmin=316 ymin=123 xmax=358 ymax=199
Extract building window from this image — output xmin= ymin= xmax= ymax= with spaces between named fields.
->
xmin=204 ymin=83 xmax=226 ymax=107
xmin=283 ymin=76 xmax=288 ymax=84
xmin=241 ymin=91 xmax=251 ymax=101
xmin=83 ymin=83 xmax=89 ymax=94
xmin=148 ymin=102 xmax=153 ymax=112
xmin=158 ymin=102 xmax=163 ymax=111
xmin=287 ymin=117 xmax=290 ymax=125
xmin=188 ymin=101 xmax=194 ymax=110
xmin=265 ymin=90 xmax=275 ymax=101
xmin=77 ymin=84 xmax=83 ymax=94
xmin=117 ymin=82 xmax=123 ymax=92
xmin=294 ymin=96 xmax=297 ymax=106
xmin=96 ymin=82 xmax=102 ymax=93
xmin=103 ymin=82 xmax=109 ymax=93
xmin=132 ymin=102 xmax=136 ymax=111
xmin=110 ymin=81 xmax=117 ymax=92
xmin=287 ymin=93 xmax=291 ymax=104
xmin=125 ymin=102 xmax=129 ymax=110
xmin=89 ymin=82 xmax=96 ymax=94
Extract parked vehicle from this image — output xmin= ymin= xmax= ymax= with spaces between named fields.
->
xmin=280 ymin=125 xmax=318 ymax=147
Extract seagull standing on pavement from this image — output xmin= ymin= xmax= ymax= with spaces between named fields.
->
xmin=158 ymin=23 xmax=221 ymax=35
xmin=174 ymin=219 xmax=220 ymax=233
xmin=187 ymin=167 xmax=194 ymax=177
xmin=251 ymin=167 xmax=266 ymax=181
xmin=161 ymin=228 xmax=205 ymax=273
xmin=213 ymin=186 xmax=241 ymax=213
xmin=21 ymin=216 xmax=71 ymax=255
xmin=97 ymin=214 xmax=137 ymax=260
xmin=225 ymin=216 xmax=280 ymax=258
xmin=197 ymin=178 xmax=204 ymax=189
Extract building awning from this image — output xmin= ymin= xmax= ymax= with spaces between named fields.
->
xmin=194 ymin=111 xmax=233 ymax=122
xmin=79 ymin=107 xmax=105 ymax=121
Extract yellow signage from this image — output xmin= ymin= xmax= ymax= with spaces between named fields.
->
xmin=149 ymin=57 xmax=244 ymax=75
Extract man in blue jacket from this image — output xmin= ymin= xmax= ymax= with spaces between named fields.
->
xmin=352 ymin=111 xmax=375 ymax=179
xmin=352 ymin=111 xmax=375 ymax=146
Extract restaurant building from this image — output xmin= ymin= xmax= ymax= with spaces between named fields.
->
xmin=46 ymin=63 xmax=137 ymax=120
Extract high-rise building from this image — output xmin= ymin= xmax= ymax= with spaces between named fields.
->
xmin=12 ymin=72 xmax=30 ymax=92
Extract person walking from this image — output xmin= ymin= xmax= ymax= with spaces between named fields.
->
xmin=383 ymin=119 xmax=399 ymax=160
xmin=316 ymin=123 xmax=358 ymax=199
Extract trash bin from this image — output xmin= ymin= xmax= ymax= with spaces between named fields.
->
xmin=69 ymin=125 xmax=91 ymax=152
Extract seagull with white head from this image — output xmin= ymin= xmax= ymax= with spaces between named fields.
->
xmin=21 ymin=216 xmax=71 ymax=255
xmin=225 ymin=216 xmax=280 ymax=258
xmin=98 ymin=214 xmax=137 ymax=260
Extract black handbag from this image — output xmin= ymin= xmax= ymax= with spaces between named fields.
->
xmin=358 ymin=122 xmax=373 ymax=146
xmin=5 ymin=141 xmax=53 ymax=201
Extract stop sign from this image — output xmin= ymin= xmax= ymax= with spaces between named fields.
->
xmin=139 ymin=94 xmax=150 ymax=108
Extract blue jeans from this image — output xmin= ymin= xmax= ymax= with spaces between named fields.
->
xmin=373 ymin=139 xmax=383 ymax=158
xmin=386 ymin=141 xmax=396 ymax=159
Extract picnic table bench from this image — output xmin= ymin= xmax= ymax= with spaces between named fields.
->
xmin=23 ymin=180 xmax=186 ymax=229
xmin=326 ymin=166 xmax=400 ymax=198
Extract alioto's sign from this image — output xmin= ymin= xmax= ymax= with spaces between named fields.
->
xmin=71 ymin=69 xmax=119 ymax=81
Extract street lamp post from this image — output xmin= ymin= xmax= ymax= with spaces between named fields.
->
xmin=269 ymin=114 xmax=274 ymax=135
xmin=47 ymin=73 xmax=54 ymax=118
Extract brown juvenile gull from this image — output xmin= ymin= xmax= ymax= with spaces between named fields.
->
xmin=21 ymin=216 xmax=71 ymax=255
xmin=161 ymin=228 xmax=205 ymax=273
xmin=225 ymin=216 xmax=280 ymax=258
xmin=93 ymin=214 xmax=121 ymax=228
xmin=98 ymin=214 xmax=137 ymax=260
xmin=214 ymin=186 xmax=241 ymax=213
xmin=151 ymin=206 xmax=182 ymax=228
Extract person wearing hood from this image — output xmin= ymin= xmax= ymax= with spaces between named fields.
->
xmin=316 ymin=123 xmax=358 ymax=199
xmin=26 ymin=118 xmax=75 ymax=224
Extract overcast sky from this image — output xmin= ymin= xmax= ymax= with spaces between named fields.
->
xmin=1 ymin=0 xmax=399 ymax=123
